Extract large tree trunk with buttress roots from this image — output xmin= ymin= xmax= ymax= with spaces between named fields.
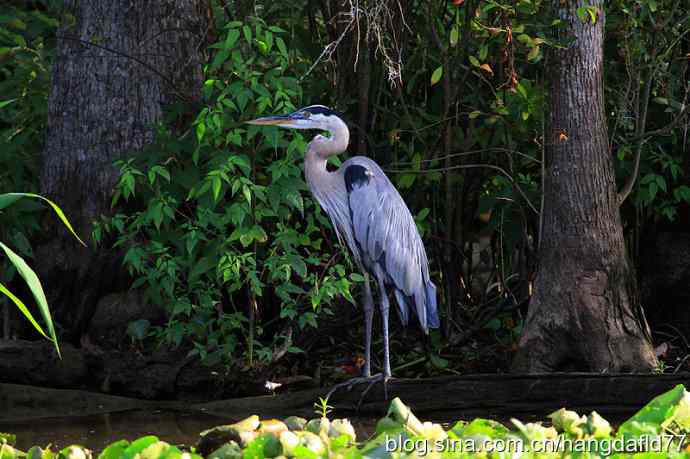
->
xmin=511 ymin=0 xmax=657 ymax=372
xmin=37 ymin=0 xmax=207 ymax=341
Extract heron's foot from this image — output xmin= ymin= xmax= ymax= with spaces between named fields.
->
xmin=325 ymin=373 xmax=392 ymax=410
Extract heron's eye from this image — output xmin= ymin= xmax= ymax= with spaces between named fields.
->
xmin=301 ymin=111 xmax=311 ymax=119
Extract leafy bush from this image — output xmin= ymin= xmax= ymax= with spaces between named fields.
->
xmin=94 ymin=18 xmax=358 ymax=367
xmin=0 ymin=4 xmax=56 ymax=191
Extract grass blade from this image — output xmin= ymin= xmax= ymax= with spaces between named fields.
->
xmin=0 ymin=193 xmax=23 ymax=211
xmin=0 ymin=242 xmax=61 ymax=357
xmin=0 ymin=282 xmax=49 ymax=339
xmin=0 ymin=193 xmax=86 ymax=246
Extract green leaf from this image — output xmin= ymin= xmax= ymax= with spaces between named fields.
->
xmin=648 ymin=181 xmax=658 ymax=201
xmin=242 ymin=185 xmax=252 ymax=205
xmin=587 ymin=7 xmax=597 ymax=23
xmin=0 ymin=99 xmax=16 ymax=109
xmin=479 ymin=44 xmax=488 ymax=61
xmin=275 ymin=37 xmax=288 ymax=58
xmin=0 ymin=244 xmax=60 ymax=356
xmin=122 ymin=436 xmax=159 ymax=459
xmin=189 ymin=257 xmax=217 ymax=283
xmin=255 ymin=39 xmax=268 ymax=54
xmin=0 ymin=193 xmax=23 ymax=210
xmin=196 ymin=122 xmax=206 ymax=143
xmin=429 ymin=353 xmax=448 ymax=369
xmin=576 ymin=6 xmax=597 ymax=23
xmin=450 ymin=26 xmax=459 ymax=47
xmin=0 ymin=281 xmax=49 ymax=340
xmin=469 ymin=55 xmax=481 ymax=67
xmin=516 ymin=34 xmax=532 ymax=44
xmin=350 ymin=273 xmax=365 ymax=282
xmin=430 ymin=66 xmax=443 ymax=86
xmin=516 ymin=82 xmax=528 ymax=99
xmin=224 ymin=29 xmax=240 ymax=50
xmin=0 ymin=433 xmax=16 ymax=446
xmin=398 ymin=174 xmax=415 ymax=189
xmin=618 ymin=385 xmax=686 ymax=440
xmin=242 ymin=25 xmax=252 ymax=44
xmin=212 ymin=176 xmax=222 ymax=201
xmin=673 ymin=186 xmax=690 ymax=202
xmin=655 ymin=175 xmax=667 ymax=192
xmin=640 ymin=173 xmax=656 ymax=184
xmin=210 ymin=49 xmax=229 ymax=70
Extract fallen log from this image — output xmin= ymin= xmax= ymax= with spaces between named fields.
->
xmin=2 ymin=373 xmax=689 ymax=423
xmin=0 ymin=383 xmax=158 ymax=420
xmin=192 ymin=372 xmax=690 ymax=421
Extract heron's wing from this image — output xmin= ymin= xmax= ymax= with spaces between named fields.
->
xmin=342 ymin=157 xmax=439 ymax=332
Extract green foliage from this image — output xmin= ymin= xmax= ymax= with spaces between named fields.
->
xmin=608 ymin=0 xmax=690 ymax=225
xmin=0 ymin=3 xmax=61 ymax=345
xmin=0 ymin=4 xmax=56 ymax=191
xmin=95 ymin=18 xmax=356 ymax=366
xmin=634 ymin=152 xmax=690 ymax=222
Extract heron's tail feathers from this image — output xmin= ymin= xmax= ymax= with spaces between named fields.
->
xmin=393 ymin=280 xmax=440 ymax=334
xmin=425 ymin=280 xmax=440 ymax=331
xmin=393 ymin=289 xmax=410 ymax=327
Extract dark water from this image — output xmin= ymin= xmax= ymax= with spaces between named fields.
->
xmin=0 ymin=410 xmax=382 ymax=452
xmin=0 ymin=410 xmax=235 ymax=451
xmin=0 ymin=408 xmax=579 ymax=452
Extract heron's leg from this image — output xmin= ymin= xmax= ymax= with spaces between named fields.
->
xmin=374 ymin=273 xmax=393 ymax=378
xmin=362 ymin=272 xmax=374 ymax=377
xmin=323 ymin=272 xmax=389 ymax=406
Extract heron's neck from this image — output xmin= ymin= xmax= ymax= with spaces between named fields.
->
xmin=315 ymin=116 xmax=350 ymax=157
xmin=304 ymin=117 xmax=350 ymax=194
xmin=304 ymin=148 xmax=333 ymax=195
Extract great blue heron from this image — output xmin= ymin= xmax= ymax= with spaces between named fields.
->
xmin=247 ymin=105 xmax=439 ymax=394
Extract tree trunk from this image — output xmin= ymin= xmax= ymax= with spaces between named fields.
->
xmin=512 ymin=0 xmax=657 ymax=372
xmin=38 ymin=0 xmax=207 ymax=341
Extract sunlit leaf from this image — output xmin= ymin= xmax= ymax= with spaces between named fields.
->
xmin=450 ymin=26 xmax=459 ymax=47
xmin=0 ymin=281 xmax=49 ymax=340
xmin=430 ymin=66 xmax=443 ymax=86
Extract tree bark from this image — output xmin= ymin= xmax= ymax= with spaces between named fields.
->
xmin=512 ymin=0 xmax=657 ymax=372
xmin=38 ymin=0 xmax=207 ymax=340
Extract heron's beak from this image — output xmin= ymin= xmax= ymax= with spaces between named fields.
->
xmin=245 ymin=115 xmax=293 ymax=126
xmin=245 ymin=112 xmax=315 ymax=130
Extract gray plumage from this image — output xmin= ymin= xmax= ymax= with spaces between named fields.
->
xmin=315 ymin=156 xmax=439 ymax=332
xmin=248 ymin=105 xmax=439 ymax=378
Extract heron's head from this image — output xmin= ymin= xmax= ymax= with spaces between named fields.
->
xmin=247 ymin=105 xmax=349 ymax=157
xmin=246 ymin=105 xmax=341 ymax=132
